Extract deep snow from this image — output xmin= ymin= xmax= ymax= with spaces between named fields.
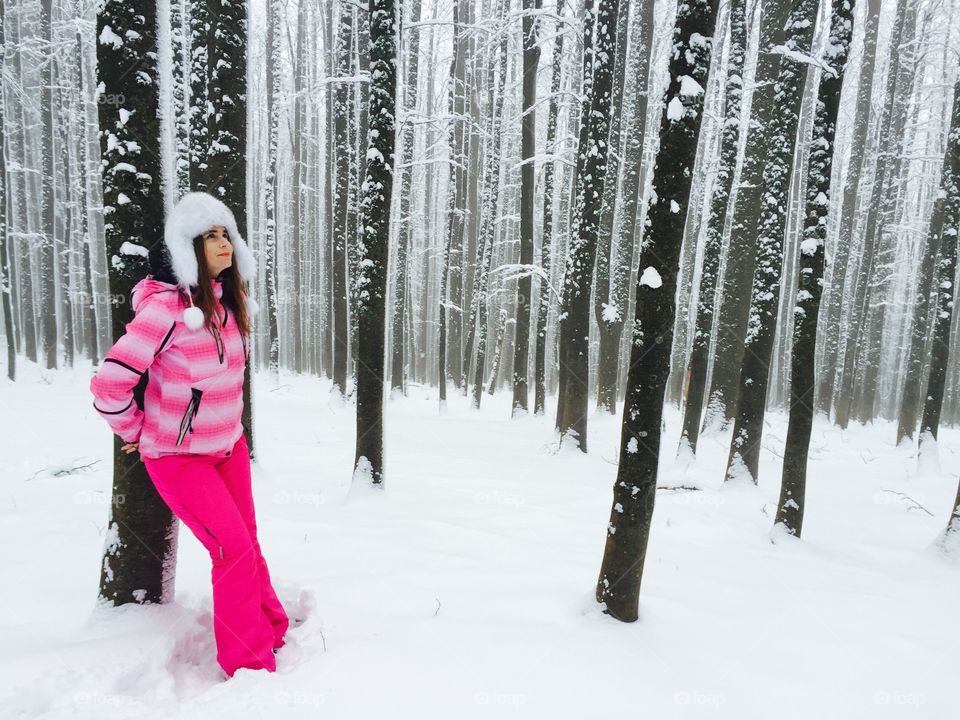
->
xmin=1 ymin=358 xmax=958 ymax=718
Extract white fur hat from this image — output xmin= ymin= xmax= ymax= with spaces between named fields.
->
xmin=164 ymin=191 xmax=260 ymax=329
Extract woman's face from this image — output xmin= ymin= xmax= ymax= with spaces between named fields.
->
xmin=203 ymin=225 xmax=233 ymax=278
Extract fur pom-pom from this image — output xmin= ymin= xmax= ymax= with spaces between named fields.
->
xmin=183 ymin=305 xmax=205 ymax=330
xmin=246 ymin=296 xmax=259 ymax=318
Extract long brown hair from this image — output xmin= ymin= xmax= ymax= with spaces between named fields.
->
xmin=185 ymin=233 xmax=252 ymax=337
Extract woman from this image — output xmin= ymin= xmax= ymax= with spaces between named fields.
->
xmin=89 ymin=191 xmax=288 ymax=679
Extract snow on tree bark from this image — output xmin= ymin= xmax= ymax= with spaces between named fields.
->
xmin=534 ymin=0 xmax=566 ymax=416
xmin=592 ymin=0 xmax=629 ymax=416
xmin=439 ymin=0 xmax=457 ymax=405
xmin=0 ymin=0 xmax=13 ymax=380
xmin=918 ymin=80 xmax=960 ymax=460
xmin=678 ymin=0 xmax=747 ymax=456
xmin=555 ymin=0 xmax=619 ymax=451
xmin=332 ymin=5 xmax=353 ymax=395
xmin=600 ymin=0 xmax=656 ymax=418
xmin=467 ymin=0 xmax=508 ymax=410
xmin=264 ymin=0 xmax=282 ymax=374
xmin=97 ymin=0 xmax=177 ymax=605
xmin=700 ymin=0 xmax=793 ymax=433
xmin=511 ymin=0 xmax=542 ymax=416
xmin=596 ymin=0 xmax=720 ymax=622
xmin=354 ymin=0 xmax=398 ymax=486
xmin=833 ymin=0 xmax=909 ymax=429
xmin=724 ymin=0 xmax=819 ymax=484
xmin=776 ymin=0 xmax=856 ymax=537
xmin=392 ymin=0 xmax=423 ymax=396
xmin=817 ymin=0 xmax=881 ymax=415
xmin=846 ymin=0 xmax=921 ymax=424
xmin=898 ymin=203 xmax=945 ymax=445
xmin=188 ymin=0 xmax=251 ymax=447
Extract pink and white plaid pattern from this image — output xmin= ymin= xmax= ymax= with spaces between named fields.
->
xmin=90 ymin=276 xmax=249 ymax=459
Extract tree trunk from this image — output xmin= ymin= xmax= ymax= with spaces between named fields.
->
xmin=354 ymin=0 xmax=398 ymax=486
xmin=833 ymin=0 xmax=909 ymax=428
xmin=592 ymin=0 xmax=630 ymax=415
xmin=534 ymin=0 xmax=566 ymax=416
xmin=512 ymin=0 xmax=542 ymax=415
xmin=96 ymin=0 xmax=176 ymax=606
xmin=263 ymin=0 xmax=282 ymax=375
xmin=816 ymin=0 xmax=881 ymax=416
xmin=468 ymin=0 xmax=509 ymax=409
xmin=700 ymin=0 xmax=794 ymax=433
xmin=392 ymin=0 xmax=423 ymax=395
xmin=332 ymin=6 xmax=353 ymax=395
xmin=725 ymin=0 xmax=819 ymax=483
xmin=776 ymin=0 xmax=856 ymax=536
xmin=678 ymin=0 xmax=747 ymax=456
xmin=0 ymin=0 xmax=13 ymax=380
xmin=596 ymin=0 xmax=719 ymax=622
xmin=555 ymin=0 xmax=619 ymax=451
xmin=898 ymin=203 xmax=944 ymax=444
xmin=439 ymin=0 xmax=462 ymax=407
xmin=917 ymin=80 xmax=960 ymax=460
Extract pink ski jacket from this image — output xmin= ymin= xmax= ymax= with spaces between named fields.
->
xmin=89 ymin=275 xmax=249 ymax=459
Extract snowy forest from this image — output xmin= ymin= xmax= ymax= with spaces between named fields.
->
xmin=2 ymin=0 xmax=960 ymax=715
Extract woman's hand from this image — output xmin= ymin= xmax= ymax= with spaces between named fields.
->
xmin=121 ymin=442 xmax=139 ymax=454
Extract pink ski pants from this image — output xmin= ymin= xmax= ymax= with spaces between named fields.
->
xmin=142 ymin=432 xmax=288 ymax=677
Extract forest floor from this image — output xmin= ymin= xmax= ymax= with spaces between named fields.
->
xmin=2 ymin=358 xmax=958 ymax=719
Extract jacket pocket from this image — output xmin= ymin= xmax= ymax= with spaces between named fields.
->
xmin=176 ymin=388 xmax=203 ymax=447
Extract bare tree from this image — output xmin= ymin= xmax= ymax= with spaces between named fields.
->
xmin=96 ymin=0 xmax=176 ymax=606
xmin=701 ymin=0 xmax=794 ymax=433
xmin=354 ymin=0 xmax=399 ymax=486
xmin=776 ymin=0 xmax=857 ymax=537
xmin=596 ymin=0 xmax=720 ymax=622
xmin=555 ymin=0 xmax=619 ymax=451
xmin=725 ymin=0 xmax=819 ymax=483
xmin=917 ymin=80 xmax=960 ymax=465
xmin=678 ymin=0 xmax=746 ymax=456
xmin=512 ymin=0 xmax=542 ymax=415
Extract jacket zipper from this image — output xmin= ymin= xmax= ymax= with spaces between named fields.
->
xmin=176 ymin=388 xmax=203 ymax=446
xmin=211 ymin=324 xmax=224 ymax=363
